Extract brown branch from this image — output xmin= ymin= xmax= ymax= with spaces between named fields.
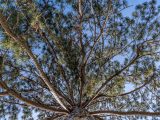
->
xmin=78 ymin=0 xmax=85 ymax=107
xmin=78 ymin=0 xmax=112 ymax=108
xmin=42 ymin=19 xmax=77 ymax=106
xmin=20 ymin=76 xmax=47 ymax=89
xmin=0 ymin=56 xmax=3 ymax=79
xmin=90 ymin=110 xmax=160 ymax=116
xmin=84 ymin=0 xmax=112 ymax=66
xmin=83 ymin=54 xmax=140 ymax=108
xmin=0 ymin=11 xmax=68 ymax=111
xmin=41 ymin=32 xmax=74 ymax=106
xmin=109 ymin=81 xmax=151 ymax=97
xmin=20 ymin=75 xmax=72 ymax=105
xmin=78 ymin=0 xmax=83 ymax=17
xmin=0 ymin=81 xmax=68 ymax=114
xmin=0 ymin=91 xmax=8 ymax=97
xmin=94 ymin=74 xmax=154 ymax=100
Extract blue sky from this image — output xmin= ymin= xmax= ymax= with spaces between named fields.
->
xmin=125 ymin=0 xmax=160 ymax=16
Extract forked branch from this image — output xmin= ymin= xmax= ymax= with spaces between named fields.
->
xmin=0 ymin=11 xmax=68 ymax=111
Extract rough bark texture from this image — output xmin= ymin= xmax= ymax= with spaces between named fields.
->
xmin=66 ymin=116 xmax=94 ymax=120
xmin=65 ymin=107 xmax=95 ymax=120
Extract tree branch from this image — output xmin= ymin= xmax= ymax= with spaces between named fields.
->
xmin=94 ymin=74 xmax=154 ymax=99
xmin=0 ymin=81 xmax=68 ymax=114
xmin=78 ymin=0 xmax=85 ymax=107
xmin=0 ymin=11 xmax=68 ymax=111
xmin=84 ymin=0 xmax=112 ymax=66
xmin=41 ymin=33 xmax=74 ymax=106
xmin=83 ymin=54 xmax=140 ymax=108
xmin=0 ymin=91 xmax=8 ymax=97
xmin=90 ymin=110 xmax=160 ymax=116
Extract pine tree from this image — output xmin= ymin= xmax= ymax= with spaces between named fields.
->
xmin=0 ymin=0 xmax=160 ymax=119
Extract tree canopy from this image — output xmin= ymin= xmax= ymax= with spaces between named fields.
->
xmin=0 ymin=0 xmax=160 ymax=119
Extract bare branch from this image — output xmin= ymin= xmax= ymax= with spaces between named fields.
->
xmin=0 ymin=91 xmax=8 ymax=97
xmin=78 ymin=0 xmax=85 ymax=107
xmin=90 ymin=111 xmax=160 ymax=116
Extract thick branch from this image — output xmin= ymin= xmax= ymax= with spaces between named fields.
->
xmin=90 ymin=110 xmax=160 ymax=116
xmin=0 ymin=81 xmax=68 ymax=114
xmin=41 ymin=33 xmax=74 ymax=106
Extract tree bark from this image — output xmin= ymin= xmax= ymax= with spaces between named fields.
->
xmin=65 ymin=107 xmax=95 ymax=120
xmin=65 ymin=116 xmax=95 ymax=120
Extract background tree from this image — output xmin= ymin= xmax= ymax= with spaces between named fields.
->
xmin=0 ymin=0 xmax=160 ymax=119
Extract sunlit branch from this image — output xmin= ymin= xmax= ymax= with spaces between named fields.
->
xmin=41 ymin=32 xmax=74 ymax=106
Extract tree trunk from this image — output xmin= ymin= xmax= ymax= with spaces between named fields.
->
xmin=65 ymin=107 xmax=95 ymax=120
xmin=65 ymin=116 xmax=95 ymax=120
